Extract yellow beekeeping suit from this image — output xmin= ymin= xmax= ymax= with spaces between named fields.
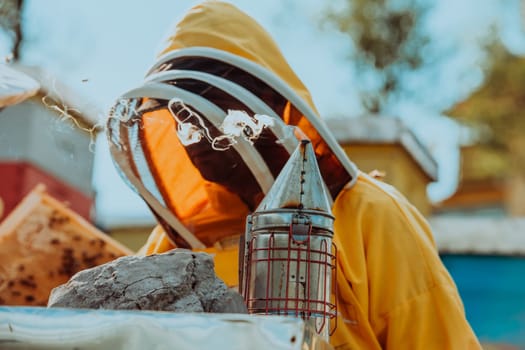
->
xmin=123 ymin=2 xmax=481 ymax=348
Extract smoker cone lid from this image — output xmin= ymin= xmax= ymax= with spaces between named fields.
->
xmin=256 ymin=140 xmax=333 ymax=215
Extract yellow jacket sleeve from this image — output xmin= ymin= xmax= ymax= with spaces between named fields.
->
xmin=331 ymin=173 xmax=481 ymax=349
xmin=137 ymin=224 xmax=175 ymax=256
xmin=138 ymin=225 xmax=240 ymax=288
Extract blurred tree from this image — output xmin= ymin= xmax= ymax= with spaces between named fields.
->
xmin=447 ymin=39 xmax=525 ymax=174
xmin=0 ymin=0 xmax=24 ymax=61
xmin=447 ymin=38 xmax=525 ymax=215
xmin=323 ymin=0 xmax=430 ymax=114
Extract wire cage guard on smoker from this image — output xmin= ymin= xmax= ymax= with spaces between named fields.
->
xmin=241 ymin=140 xmax=338 ymax=340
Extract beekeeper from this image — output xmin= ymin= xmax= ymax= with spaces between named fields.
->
xmin=106 ymin=2 xmax=481 ymax=348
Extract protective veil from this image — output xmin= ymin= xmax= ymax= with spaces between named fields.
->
xmin=106 ymin=2 xmax=481 ymax=348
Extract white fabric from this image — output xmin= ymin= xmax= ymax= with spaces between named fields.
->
xmin=0 ymin=64 xmax=40 ymax=108
xmin=0 ymin=307 xmax=331 ymax=350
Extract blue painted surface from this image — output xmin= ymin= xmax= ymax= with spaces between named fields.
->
xmin=441 ymin=254 xmax=525 ymax=347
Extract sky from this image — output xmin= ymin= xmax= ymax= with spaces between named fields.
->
xmin=2 ymin=0 xmax=525 ymax=227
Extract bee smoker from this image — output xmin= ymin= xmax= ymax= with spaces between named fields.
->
xmin=240 ymin=140 xmax=337 ymax=340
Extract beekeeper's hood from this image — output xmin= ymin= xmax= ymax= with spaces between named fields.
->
xmin=107 ymin=1 xmax=358 ymax=249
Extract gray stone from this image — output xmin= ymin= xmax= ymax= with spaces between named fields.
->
xmin=47 ymin=249 xmax=247 ymax=314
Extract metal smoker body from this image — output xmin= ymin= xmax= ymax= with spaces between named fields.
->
xmin=241 ymin=140 xmax=337 ymax=340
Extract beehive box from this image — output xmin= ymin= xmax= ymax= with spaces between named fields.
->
xmin=0 ymin=185 xmax=133 ymax=306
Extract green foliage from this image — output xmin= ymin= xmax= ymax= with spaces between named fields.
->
xmin=448 ymin=38 xmax=525 ymax=174
xmin=324 ymin=0 xmax=430 ymax=113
